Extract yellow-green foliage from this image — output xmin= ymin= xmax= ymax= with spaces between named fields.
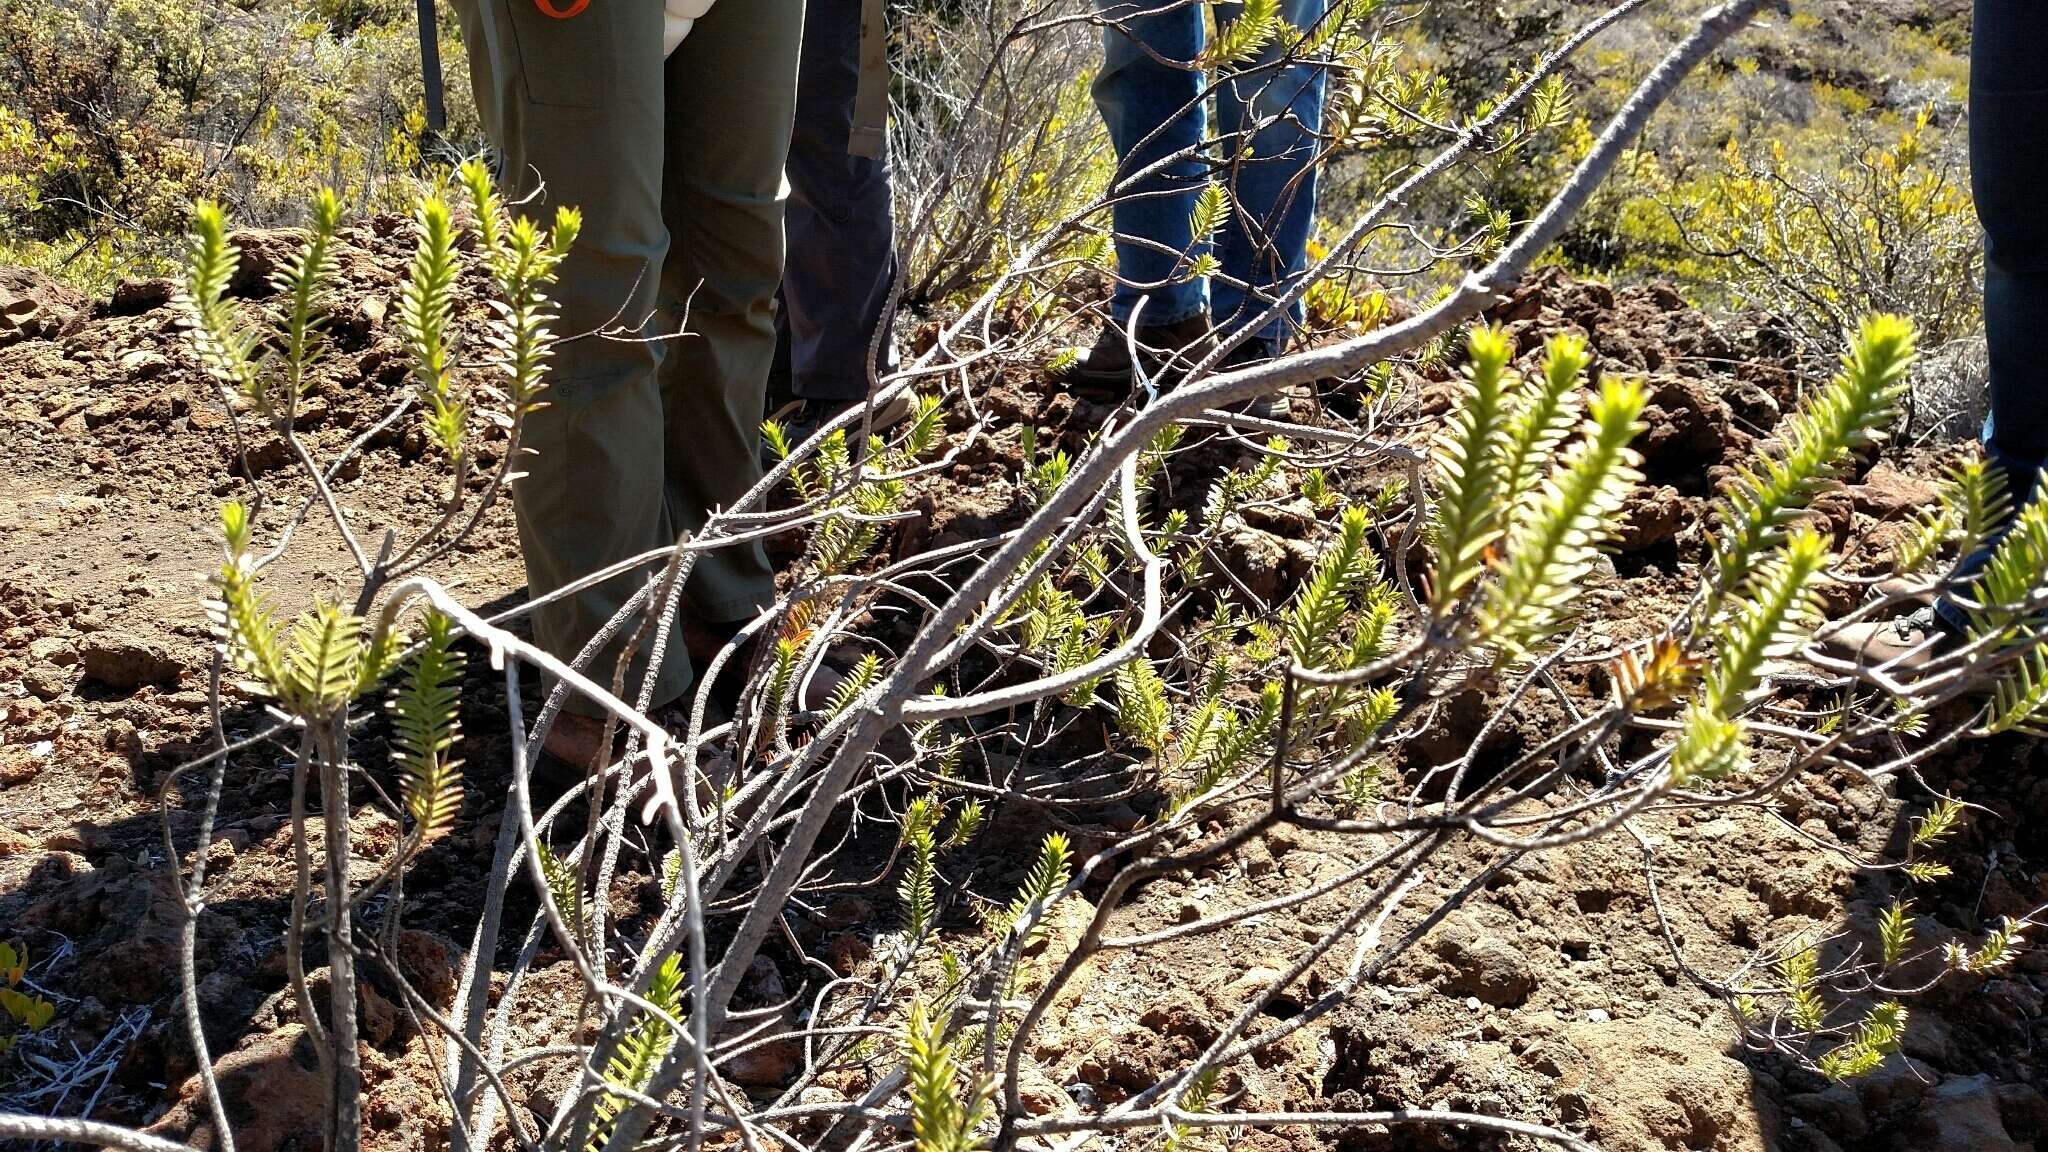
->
xmin=0 ymin=941 xmax=56 ymax=1054
xmin=1706 ymin=315 xmax=1915 ymax=599
xmin=390 ymin=611 xmax=466 ymax=838
xmin=1818 ymin=1001 xmax=1906 ymax=1082
xmin=1605 ymin=112 xmax=1977 ymax=348
xmin=1660 ymin=318 xmax=1916 ymax=788
xmin=1427 ymin=327 xmax=1646 ymax=661
xmin=590 ymin=954 xmax=686 ymax=1151
xmin=903 ymin=999 xmax=993 ymax=1152
xmin=0 ymin=0 xmax=479 ymax=294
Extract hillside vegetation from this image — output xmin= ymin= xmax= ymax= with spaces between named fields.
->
xmin=5 ymin=4 xmax=2040 ymax=1152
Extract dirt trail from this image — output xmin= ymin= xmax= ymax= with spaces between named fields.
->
xmin=2 ymin=248 xmax=2045 ymax=1151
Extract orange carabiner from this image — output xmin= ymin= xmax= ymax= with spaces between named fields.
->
xmin=534 ymin=0 xmax=590 ymax=17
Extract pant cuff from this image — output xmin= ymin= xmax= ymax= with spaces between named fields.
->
xmin=1111 ymin=299 xmax=1209 ymax=328
xmin=792 ymin=373 xmax=878 ymax=403
xmin=690 ymin=589 xmax=776 ymax=625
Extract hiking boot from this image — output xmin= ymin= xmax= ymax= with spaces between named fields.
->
xmin=1213 ymin=336 xmax=1290 ymax=422
xmin=1054 ymin=314 xmax=1215 ymax=394
xmin=1867 ymin=576 xmax=1938 ymax=608
xmin=1817 ymin=606 xmax=1959 ymax=675
xmin=766 ymin=390 xmax=916 ymax=465
xmin=682 ymin=613 xmax=851 ymax=717
xmin=540 ymin=711 xmax=615 ymax=774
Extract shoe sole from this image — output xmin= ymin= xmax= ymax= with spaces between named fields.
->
xmin=769 ymin=391 xmax=917 ymax=437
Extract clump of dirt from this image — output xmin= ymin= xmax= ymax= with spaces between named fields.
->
xmin=1 ymin=246 xmax=2040 ymax=1152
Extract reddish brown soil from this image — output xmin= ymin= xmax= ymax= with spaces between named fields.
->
xmin=2 ymin=245 xmax=2045 ymax=1152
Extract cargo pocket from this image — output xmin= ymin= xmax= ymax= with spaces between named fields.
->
xmin=504 ymin=0 xmax=614 ymax=109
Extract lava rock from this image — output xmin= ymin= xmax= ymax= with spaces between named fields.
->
xmin=109 ymin=276 xmax=177 ymax=314
xmin=1616 ymin=484 xmax=1687 ymax=552
xmin=1915 ymin=1075 xmax=2023 ymax=1152
xmin=80 ymin=632 xmax=181 ymax=691
xmin=1434 ymin=916 xmax=1538 ymax=1007
xmin=1851 ymin=461 xmax=1941 ymax=520
xmin=146 ymin=1025 xmax=327 ymax=1152
xmin=0 ymin=267 xmax=87 ymax=345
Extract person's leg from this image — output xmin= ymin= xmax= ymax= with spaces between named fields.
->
xmin=448 ymin=0 xmax=693 ymax=714
xmin=1093 ymin=0 xmax=1211 ymax=330
xmin=1916 ymin=0 xmax=2048 ymax=638
xmin=1211 ymin=0 xmax=1327 ymax=351
xmin=1971 ymin=0 xmax=2048 ymax=511
xmin=658 ymin=0 xmax=805 ymax=626
xmin=780 ymin=0 xmax=899 ymax=406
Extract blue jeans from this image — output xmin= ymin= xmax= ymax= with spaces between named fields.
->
xmin=1934 ymin=0 xmax=2048 ymax=633
xmin=1092 ymin=0 xmax=1327 ymax=347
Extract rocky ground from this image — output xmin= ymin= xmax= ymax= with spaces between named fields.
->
xmin=2 ymin=231 xmax=2046 ymax=1152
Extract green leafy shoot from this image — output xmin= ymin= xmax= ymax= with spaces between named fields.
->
xmin=590 ymin=953 xmax=686 ymax=1151
xmin=1165 ymin=1067 xmax=1222 ymax=1150
xmin=1817 ymin=1001 xmax=1905 ymax=1082
xmin=762 ymin=418 xmax=795 ymax=465
xmin=1779 ymin=938 xmax=1826 ymax=1032
xmin=827 ymin=652 xmax=884 ymax=718
xmin=274 ymin=188 xmax=343 ymax=414
xmin=1114 ymin=658 xmax=1173 ymax=755
xmin=903 ymin=999 xmax=992 ymax=1152
xmin=1878 ymin=901 xmax=1913 ymax=967
xmin=390 ymin=610 xmax=465 ymax=838
xmin=282 ymin=601 xmax=366 ymax=717
xmin=1706 ymin=315 xmax=1915 ymax=599
xmin=0 ymin=941 xmax=55 ymax=1053
xmin=456 ymin=158 xmax=508 ymax=271
xmin=210 ymin=501 xmax=287 ymax=699
xmin=1988 ymin=645 xmax=2048 ymax=735
xmin=1667 ymin=705 xmax=1746 ymax=788
xmin=536 ymin=841 xmax=589 ymax=942
xmin=1165 ymin=683 xmax=1281 ymax=821
xmin=1910 ymin=798 xmax=1964 ymax=849
xmin=1951 ymin=458 xmax=2014 ymax=560
xmin=1965 ymin=498 xmax=2048 ymax=644
xmin=1188 ymin=183 xmax=1232 ymax=244
xmin=1496 ymin=332 xmax=1590 ymax=513
xmin=1340 ymin=758 xmax=1385 ymax=809
xmin=1285 ymin=504 xmax=1374 ymax=668
xmin=471 ymin=170 xmax=576 ymax=413
xmin=946 ymin=800 xmax=986 ymax=848
xmin=899 ymin=796 xmax=944 ymax=938
xmin=999 ymin=832 xmax=1073 ymax=944
xmin=901 ymin=391 xmax=946 ymax=457
xmin=1701 ymin=528 xmax=1830 ymax=720
xmin=180 ymin=201 xmax=265 ymax=407
xmin=1946 ymin=917 xmax=2026 ymax=974
xmin=1480 ymin=376 xmax=1644 ymax=662
xmin=1302 ymin=467 xmax=1333 ymax=509
xmin=1428 ymin=324 xmax=1517 ymax=615
xmin=1202 ymin=0 xmax=1285 ymax=67
xmin=1905 ymin=860 xmax=1953 ymax=883
xmin=1669 ymin=528 xmax=1829 ymax=786
xmin=400 ymin=191 xmax=466 ymax=462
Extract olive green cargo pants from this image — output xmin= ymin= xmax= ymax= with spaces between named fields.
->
xmin=449 ymin=0 xmax=802 ymax=712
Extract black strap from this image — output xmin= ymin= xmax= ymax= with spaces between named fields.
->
xmin=417 ymin=0 xmax=447 ymax=135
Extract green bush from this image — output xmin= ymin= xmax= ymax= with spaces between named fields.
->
xmin=0 ymin=0 xmax=478 ymax=294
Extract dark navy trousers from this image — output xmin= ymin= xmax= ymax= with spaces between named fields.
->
xmin=1973 ymin=0 xmax=2048 ymax=509
xmin=773 ymin=0 xmax=898 ymax=403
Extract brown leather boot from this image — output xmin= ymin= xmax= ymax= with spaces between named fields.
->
xmin=1054 ymin=314 xmax=1215 ymax=393
xmin=1816 ymin=607 xmax=1960 ymax=675
xmin=682 ymin=614 xmax=849 ymax=715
